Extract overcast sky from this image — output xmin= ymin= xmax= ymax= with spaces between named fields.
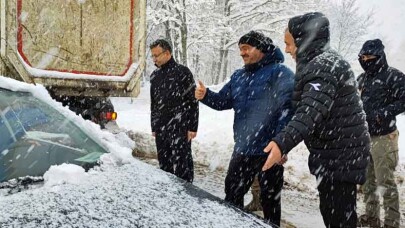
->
xmin=355 ymin=0 xmax=405 ymax=70
xmin=356 ymin=0 xmax=405 ymax=50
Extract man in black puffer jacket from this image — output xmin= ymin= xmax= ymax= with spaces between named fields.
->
xmin=261 ymin=12 xmax=370 ymax=227
xmin=357 ymin=39 xmax=405 ymax=228
xmin=150 ymin=39 xmax=199 ymax=183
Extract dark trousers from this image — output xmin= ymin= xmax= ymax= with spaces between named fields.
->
xmin=317 ymin=177 xmax=357 ymax=228
xmin=155 ymin=130 xmax=194 ymax=183
xmin=224 ymin=153 xmax=284 ymax=226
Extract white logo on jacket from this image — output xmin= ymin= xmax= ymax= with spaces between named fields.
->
xmin=309 ymin=83 xmax=321 ymax=91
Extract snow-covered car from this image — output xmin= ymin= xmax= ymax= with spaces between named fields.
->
xmin=0 ymin=76 xmax=133 ymax=183
xmin=0 ymin=76 xmax=274 ymax=227
xmin=0 ymin=87 xmax=108 ymax=182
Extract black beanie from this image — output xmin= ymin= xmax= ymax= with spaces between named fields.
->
xmin=288 ymin=12 xmax=330 ymax=49
xmin=359 ymin=39 xmax=385 ymax=57
xmin=238 ymin=31 xmax=274 ymax=53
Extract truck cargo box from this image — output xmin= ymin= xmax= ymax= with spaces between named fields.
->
xmin=0 ymin=0 xmax=146 ymax=97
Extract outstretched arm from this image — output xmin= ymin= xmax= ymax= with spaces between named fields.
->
xmin=195 ymin=79 xmax=233 ymax=111
xmin=263 ymin=70 xmax=338 ymax=171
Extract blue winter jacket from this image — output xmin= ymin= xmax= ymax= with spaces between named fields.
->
xmin=201 ymin=49 xmax=294 ymax=156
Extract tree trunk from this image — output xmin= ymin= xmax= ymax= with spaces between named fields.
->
xmin=211 ymin=60 xmax=219 ymax=84
xmin=161 ymin=3 xmax=174 ymax=59
xmin=214 ymin=47 xmax=224 ymax=84
xmin=215 ymin=0 xmax=231 ymax=84
xmin=193 ymin=48 xmax=200 ymax=78
xmin=180 ymin=0 xmax=188 ymax=66
xmin=173 ymin=28 xmax=181 ymax=62
xmin=220 ymin=48 xmax=229 ymax=82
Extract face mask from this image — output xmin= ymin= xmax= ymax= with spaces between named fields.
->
xmin=359 ymin=57 xmax=384 ymax=73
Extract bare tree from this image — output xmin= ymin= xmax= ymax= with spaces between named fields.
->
xmin=147 ymin=0 xmax=373 ymax=85
xmin=147 ymin=0 xmax=189 ymax=66
xmin=211 ymin=0 xmax=321 ymax=84
xmin=325 ymin=0 xmax=373 ymax=60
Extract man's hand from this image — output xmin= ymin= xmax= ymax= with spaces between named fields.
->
xmin=195 ymin=80 xmax=207 ymax=100
xmin=188 ymin=131 xmax=197 ymax=142
xmin=277 ymin=155 xmax=288 ymax=165
xmin=262 ymin=141 xmax=282 ymax=171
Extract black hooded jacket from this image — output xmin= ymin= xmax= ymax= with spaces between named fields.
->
xmin=150 ymin=58 xmax=199 ymax=133
xmin=272 ymin=12 xmax=370 ymax=184
xmin=357 ymin=39 xmax=405 ymax=136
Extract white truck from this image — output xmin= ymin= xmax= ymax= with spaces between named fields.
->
xmin=0 ymin=0 xmax=146 ymax=128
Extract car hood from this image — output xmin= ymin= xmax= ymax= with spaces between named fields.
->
xmin=0 ymin=159 xmax=273 ymax=227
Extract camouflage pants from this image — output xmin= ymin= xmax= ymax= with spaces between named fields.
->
xmin=363 ymin=130 xmax=400 ymax=227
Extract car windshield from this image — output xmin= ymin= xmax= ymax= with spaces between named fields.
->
xmin=0 ymin=88 xmax=108 ymax=182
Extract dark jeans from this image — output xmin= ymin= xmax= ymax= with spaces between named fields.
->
xmin=224 ymin=153 xmax=284 ymax=226
xmin=317 ymin=177 xmax=357 ymax=228
xmin=155 ymin=130 xmax=194 ymax=182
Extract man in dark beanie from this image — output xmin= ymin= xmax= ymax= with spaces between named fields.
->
xmin=238 ymin=31 xmax=280 ymax=214
xmin=262 ymin=12 xmax=371 ymax=228
xmin=195 ymin=31 xmax=294 ymax=226
xmin=238 ymin=31 xmax=274 ymax=54
xmin=357 ymin=39 xmax=405 ymax=228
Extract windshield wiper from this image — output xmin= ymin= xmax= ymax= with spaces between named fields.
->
xmin=0 ymin=176 xmax=44 ymax=195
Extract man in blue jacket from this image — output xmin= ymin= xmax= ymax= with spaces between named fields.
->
xmin=195 ymin=31 xmax=294 ymax=226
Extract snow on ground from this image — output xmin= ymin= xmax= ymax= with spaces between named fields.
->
xmin=112 ymin=82 xmax=236 ymax=171
xmin=113 ymin=83 xmax=404 ymax=192
xmin=111 ymin=82 xmax=405 ymax=227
